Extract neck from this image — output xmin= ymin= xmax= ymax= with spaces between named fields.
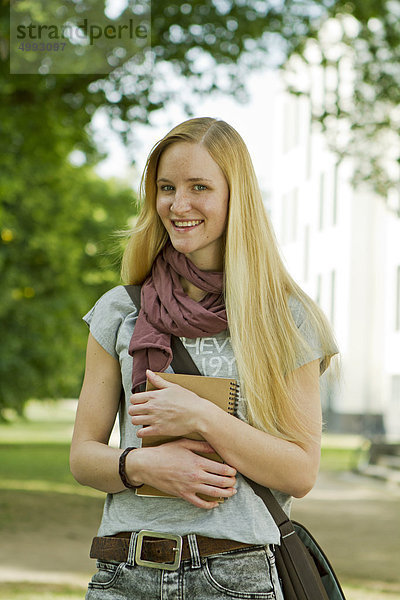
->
xmin=180 ymin=277 xmax=207 ymax=302
xmin=185 ymin=244 xmax=224 ymax=273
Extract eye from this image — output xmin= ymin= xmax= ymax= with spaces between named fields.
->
xmin=193 ymin=184 xmax=207 ymax=191
xmin=160 ymin=184 xmax=174 ymax=192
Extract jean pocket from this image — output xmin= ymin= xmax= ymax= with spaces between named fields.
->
xmin=203 ymin=547 xmax=277 ymax=598
xmin=88 ymin=560 xmax=124 ymax=590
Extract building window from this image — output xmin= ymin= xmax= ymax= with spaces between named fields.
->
xmin=280 ymin=193 xmax=287 ymax=244
xmin=306 ymin=99 xmax=312 ymax=180
xmin=330 ymin=270 xmax=336 ymax=326
xmin=391 ymin=375 xmax=400 ymax=403
xmin=318 ymin=172 xmax=325 ymax=230
xmin=281 ymin=189 xmax=298 ymax=244
xmin=303 ymin=225 xmax=310 ymax=282
xmin=332 ymin=162 xmax=339 ymax=226
xmin=316 ymin=274 xmax=322 ymax=305
xmin=396 ymin=266 xmax=400 ymax=331
xmin=291 ymin=188 xmax=298 ymax=242
xmin=283 ymin=97 xmax=299 ymax=153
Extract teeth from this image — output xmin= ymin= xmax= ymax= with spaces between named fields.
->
xmin=174 ymin=220 xmax=203 ymax=227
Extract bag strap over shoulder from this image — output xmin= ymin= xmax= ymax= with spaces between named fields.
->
xmin=124 ymin=284 xmax=141 ymax=309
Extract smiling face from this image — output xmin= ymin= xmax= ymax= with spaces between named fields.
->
xmin=156 ymin=142 xmax=229 ymax=271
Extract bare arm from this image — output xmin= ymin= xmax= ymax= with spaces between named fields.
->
xmin=130 ymin=359 xmax=322 ymax=498
xmin=70 ymin=333 xmax=237 ymax=507
xmin=70 ymin=333 xmax=126 ymax=493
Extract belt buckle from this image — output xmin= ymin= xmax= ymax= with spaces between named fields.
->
xmin=135 ymin=530 xmax=183 ymax=571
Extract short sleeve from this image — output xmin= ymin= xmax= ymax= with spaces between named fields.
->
xmin=288 ymin=296 xmax=339 ymax=374
xmin=83 ymin=285 xmax=136 ymax=359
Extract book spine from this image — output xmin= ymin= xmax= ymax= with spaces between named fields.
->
xmin=228 ymin=381 xmax=240 ymax=415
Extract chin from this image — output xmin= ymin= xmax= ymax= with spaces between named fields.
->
xmin=168 ymin=237 xmax=197 ymax=255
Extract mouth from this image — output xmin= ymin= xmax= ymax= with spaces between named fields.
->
xmin=171 ymin=219 xmax=204 ymax=231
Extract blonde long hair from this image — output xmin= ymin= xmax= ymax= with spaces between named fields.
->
xmin=121 ymin=118 xmax=337 ymax=443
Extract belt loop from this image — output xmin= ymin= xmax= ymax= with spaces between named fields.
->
xmin=127 ymin=531 xmax=138 ymax=566
xmin=187 ymin=533 xmax=201 ymax=569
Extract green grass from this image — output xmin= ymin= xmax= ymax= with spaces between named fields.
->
xmin=1 ymin=444 xmax=76 ymax=485
xmin=0 ymin=401 xmax=89 ymax=498
xmin=319 ymin=446 xmax=359 ymax=471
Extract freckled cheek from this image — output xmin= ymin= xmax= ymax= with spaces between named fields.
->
xmin=156 ymin=198 xmax=169 ymax=220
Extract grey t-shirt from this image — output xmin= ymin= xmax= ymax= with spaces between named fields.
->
xmin=83 ymin=285 xmax=334 ymax=544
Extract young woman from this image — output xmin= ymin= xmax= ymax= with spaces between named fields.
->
xmin=70 ymin=117 xmax=338 ymax=599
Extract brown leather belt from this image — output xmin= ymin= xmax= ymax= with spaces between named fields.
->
xmin=90 ymin=530 xmax=258 ymax=571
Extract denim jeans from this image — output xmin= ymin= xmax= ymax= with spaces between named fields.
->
xmin=86 ymin=532 xmax=284 ymax=600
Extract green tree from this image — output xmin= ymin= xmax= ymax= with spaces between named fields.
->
xmin=0 ymin=158 xmax=135 ymax=417
xmin=0 ymin=90 xmax=135 ymax=416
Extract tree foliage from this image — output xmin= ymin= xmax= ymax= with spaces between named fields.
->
xmin=1 ymin=0 xmax=399 ymax=197
xmin=0 ymin=152 xmax=134 ymax=416
xmin=283 ymin=3 xmax=400 ymax=209
xmin=0 ymin=54 xmax=135 ymax=416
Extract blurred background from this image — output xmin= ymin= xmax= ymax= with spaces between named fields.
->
xmin=1 ymin=1 xmax=400 ymax=598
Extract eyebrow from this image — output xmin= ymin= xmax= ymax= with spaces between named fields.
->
xmin=156 ymin=177 xmax=213 ymax=183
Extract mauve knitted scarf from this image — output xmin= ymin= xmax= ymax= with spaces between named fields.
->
xmin=129 ymin=243 xmax=227 ymax=392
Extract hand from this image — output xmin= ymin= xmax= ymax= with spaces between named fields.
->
xmin=127 ymin=438 xmax=237 ymax=509
xmin=128 ymin=370 xmax=208 ymax=438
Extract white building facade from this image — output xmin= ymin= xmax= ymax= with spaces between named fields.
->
xmin=266 ymin=76 xmax=400 ymax=438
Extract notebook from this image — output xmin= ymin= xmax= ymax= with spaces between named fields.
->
xmin=135 ymin=372 xmax=239 ymax=501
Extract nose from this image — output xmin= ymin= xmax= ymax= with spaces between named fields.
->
xmin=170 ymin=189 xmax=191 ymax=214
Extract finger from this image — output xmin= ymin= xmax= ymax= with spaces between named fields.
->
xmin=130 ymin=393 xmax=151 ymax=405
xmin=184 ymin=493 xmax=219 ymax=510
xmin=146 ymin=370 xmax=174 ymax=389
xmin=136 ymin=424 xmax=157 ymax=437
xmin=202 ymin=473 xmax=237 ymax=489
xmin=200 ymin=458 xmax=237 ymax=477
xmin=128 ymin=403 xmax=151 ymax=416
xmin=197 ymin=484 xmax=237 ymax=498
xmin=131 ymin=415 xmax=152 ymax=427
